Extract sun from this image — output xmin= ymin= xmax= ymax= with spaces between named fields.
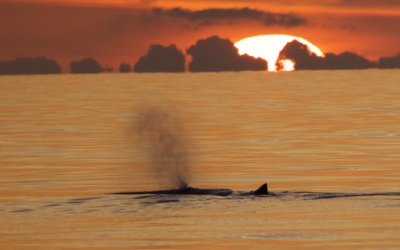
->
xmin=234 ymin=35 xmax=324 ymax=72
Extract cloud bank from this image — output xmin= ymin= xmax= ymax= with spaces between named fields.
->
xmin=70 ymin=58 xmax=105 ymax=74
xmin=379 ymin=53 xmax=400 ymax=69
xmin=152 ymin=7 xmax=306 ymax=27
xmin=277 ymin=40 xmax=377 ymax=70
xmin=134 ymin=44 xmax=185 ymax=73
xmin=187 ymin=36 xmax=267 ymax=72
xmin=0 ymin=57 xmax=61 ymax=75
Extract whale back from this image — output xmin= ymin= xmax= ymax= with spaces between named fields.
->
xmin=113 ymin=183 xmax=268 ymax=196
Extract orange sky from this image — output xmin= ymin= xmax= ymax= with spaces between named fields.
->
xmin=1 ymin=0 xmax=400 ymax=73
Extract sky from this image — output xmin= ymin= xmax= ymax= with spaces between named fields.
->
xmin=1 ymin=0 xmax=400 ymax=73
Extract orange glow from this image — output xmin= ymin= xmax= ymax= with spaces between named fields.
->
xmin=10 ymin=0 xmax=400 ymax=16
xmin=235 ymin=35 xmax=324 ymax=71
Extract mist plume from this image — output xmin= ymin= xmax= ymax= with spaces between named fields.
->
xmin=137 ymin=110 xmax=191 ymax=189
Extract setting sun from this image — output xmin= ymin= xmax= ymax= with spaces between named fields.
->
xmin=235 ymin=35 xmax=324 ymax=72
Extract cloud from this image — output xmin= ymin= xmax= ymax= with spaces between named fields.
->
xmin=186 ymin=36 xmax=267 ymax=72
xmin=276 ymin=40 xmax=324 ymax=70
xmin=0 ymin=57 xmax=61 ymax=75
xmin=277 ymin=40 xmax=376 ymax=70
xmin=70 ymin=58 xmax=105 ymax=73
xmin=378 ymin=53 xmax=400 ymax=69
xmin=324 ymin=52 xmax=376 ymax=69
xmin=119 ymin=63 xmax=131 ymax=73
xmin=152 ymin=7 xmax=307 ymax=27
xmin=133 ymin=44 xmax=185 ymax=73
xmin=339 ymin=23 xmax=357 ymax=30
xmin=141 ymin=0 xmax=157 ymax=3
xmin=338 ymin=0 xmax=400 ymax=9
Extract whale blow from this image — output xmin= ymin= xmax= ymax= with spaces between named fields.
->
xmin=137 ymin=110 xmax=191 ymax=189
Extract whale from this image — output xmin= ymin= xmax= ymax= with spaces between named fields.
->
xmin=113 ymin=183 xmax=269 ymax=197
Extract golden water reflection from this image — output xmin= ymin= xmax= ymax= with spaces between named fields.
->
xmin=1 ymin=70 xmax=400 ymax=249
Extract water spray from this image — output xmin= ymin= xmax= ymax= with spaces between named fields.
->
xmin=137 ymin=110 xmax=191 ymax=189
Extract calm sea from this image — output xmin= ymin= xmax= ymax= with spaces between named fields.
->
xmin=1 ymin=70 xmax=400 ymax=249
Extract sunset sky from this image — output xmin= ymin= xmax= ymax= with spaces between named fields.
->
xmin=1 ymin=0 xmax=400 ymax=73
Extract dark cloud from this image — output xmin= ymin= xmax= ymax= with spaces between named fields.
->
xmin=339 ymin=24 xmax=357 ymax=30
xmin=119 ymin=63 xmax=131 ymax=73
xmin=277 ymin=40 xmax=376 ymax=70
xmin=186 ymin=36 xmax=267 ymax=72
xmin=142 ymin=0 xmax=157 ymax=3
xmin=133 ymin=44 xmax=185 ymax=73
xmin=152 ymin=7 xmax=306 ymax=27
xmin=276 ymin=40 xmax=324 ymax=70
xmin=338 ymin=0 xmax=400 ymax=8
xmin=0 ymin=57 xmax=61 ymax=75
xmin=324 ymin=52 xmax=376 ymax=69
xmin=378 ymin=53 xmax=400 ymax=69
xmin=198 ymin=20 xmax=213 ymax=26
xmin=70 ymin=58 xmax=105 ymax=74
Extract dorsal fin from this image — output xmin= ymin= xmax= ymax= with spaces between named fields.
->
xmin=253 ymin=183 xmax=268 ymax=195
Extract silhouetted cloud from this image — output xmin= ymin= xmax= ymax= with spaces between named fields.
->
xmin=187 ymin=36 xmax=267 ymax=72
xmin=276 ymin=40 xmax=324 ymax=70
xmin=378 ymin=53 xmax=400 ymax=69
xmin=119 ymin=63 xmax=131 ymax=73
xmin=277 ymin=40 xmax=376 ymax=70
xmin=340 ymin=23 xmax=357 ymax=30
xmin=0 ymin=57 xmax=61 ymax=75
xmin=152 ymin=7 xmax=306 ymax=27
xmin=142 ymin=0 xmax=156 ymax=3
xmin=134 ymin=44 xmax=185 ymax=73
xmin=70 ymin=58 xmax=104 ymax=74
xmin=324 ymin=52 xmax=376 ymax=69
xmin=338 ymin=0 xmax=400 ymax=9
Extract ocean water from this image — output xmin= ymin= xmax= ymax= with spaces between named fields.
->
xmin=1 ymin=70 xmax=400 ymax=249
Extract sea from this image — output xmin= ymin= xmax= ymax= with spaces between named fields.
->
xmin=1 ymin=70 xmax=400 ymax=249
